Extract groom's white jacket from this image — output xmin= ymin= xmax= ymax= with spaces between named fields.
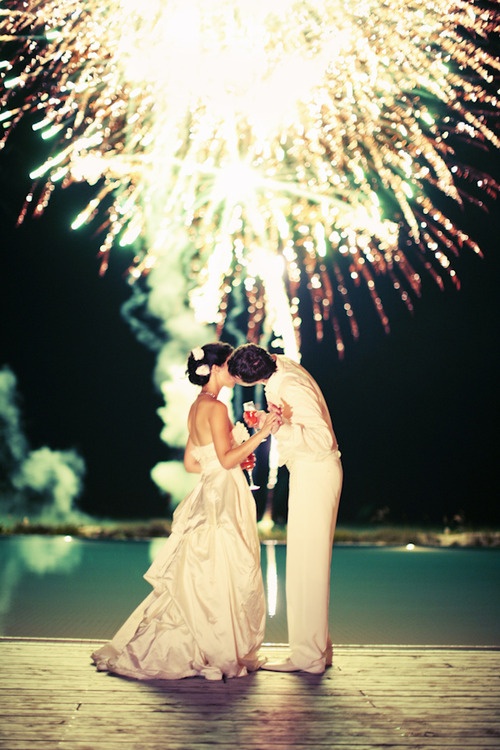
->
xmin=264 ymin=355 xmax=339 ymax=467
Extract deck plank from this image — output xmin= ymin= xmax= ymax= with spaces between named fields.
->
xmin=0 ymin=639 xmax=499 ymax=749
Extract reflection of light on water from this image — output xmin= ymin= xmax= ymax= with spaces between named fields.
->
xmin=16 ymin=536 xmax=83 ymax=574
xmin=385 ymin=544 xmax=434 ymax=554
xmin=0 ymin=535 xmax=83 ymax=635
xmin=0 ymin=558 xmax=23 ymax=633
xmin=264 ymin=541 xmax=278 ymax=618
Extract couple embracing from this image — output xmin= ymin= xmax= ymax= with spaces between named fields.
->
xmin=92 ymin=343 xmax=342 ymax=680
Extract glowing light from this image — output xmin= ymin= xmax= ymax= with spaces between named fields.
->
xmin=263 ymin=541 xmax=278 ymax=618
xmin=1 ymin=1 xmax=498 ymax=501
xmin=1 ymin=0 xmax=498 ymax=361
xmin=406 ymin=543 xmax=416 ymax=551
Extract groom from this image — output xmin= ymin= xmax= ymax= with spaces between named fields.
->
xmin=228 ymin=344 xmax=343 ymax=674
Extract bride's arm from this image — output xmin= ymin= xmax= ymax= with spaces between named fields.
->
xmin=209 ymin=401 xmax=278 ymax=470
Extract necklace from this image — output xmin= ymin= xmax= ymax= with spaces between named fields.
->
xmin=199 ymin=390 xmax=218 ymax=399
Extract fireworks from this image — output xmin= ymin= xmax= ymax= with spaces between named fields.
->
xmin=1 ymin=0 xmax=499 ymax=358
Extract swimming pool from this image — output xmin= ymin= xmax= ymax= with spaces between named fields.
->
xmin=0 ymin=535 xmax=498 ymax=645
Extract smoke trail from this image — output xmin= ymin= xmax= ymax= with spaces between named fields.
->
xmin=120 ymin=257 xmax=218 ymax=506
xmin=0 ymin=366 xmax=87 ymax=523
xmin=0 ymin=367 xmax=28 ymax=475
xmin=12 ymin=447 xmax=86 ymax=522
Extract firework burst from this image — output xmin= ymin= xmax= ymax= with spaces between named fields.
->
xmin=1 ymin=0 xmax=499 ymax=359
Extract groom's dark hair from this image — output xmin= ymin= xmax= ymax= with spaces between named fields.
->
xmin=228 ymin=344 xmax=277 ymax=382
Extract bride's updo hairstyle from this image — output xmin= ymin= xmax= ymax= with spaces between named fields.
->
xmin=187 ymin=342 xmax=234 ymax=386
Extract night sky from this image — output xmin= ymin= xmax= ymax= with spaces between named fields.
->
xmin=1 ymin=119 xmax=499 ymax=528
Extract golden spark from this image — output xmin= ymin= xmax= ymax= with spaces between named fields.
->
xmin=1 ymin=0 xmax=499 ymax=359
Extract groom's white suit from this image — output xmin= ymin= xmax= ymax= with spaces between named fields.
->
xmin=264 ymin=355 xmax=343 ymax=673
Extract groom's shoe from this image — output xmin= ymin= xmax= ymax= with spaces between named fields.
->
xmin=325 ymin=643 xmax=333 ymax=668
xmin=261 ymin=658 xmax=325 ymax=674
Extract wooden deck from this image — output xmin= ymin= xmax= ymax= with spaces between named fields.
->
xmin=0 ymin=639 xmax=499 ymax=749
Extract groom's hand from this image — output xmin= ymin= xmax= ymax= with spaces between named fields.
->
xmin=269 ymin=399 xmax=293 ymax=422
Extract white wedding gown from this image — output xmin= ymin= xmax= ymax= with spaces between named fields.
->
xmin=92 ymin=442 xmax=266 ymax=681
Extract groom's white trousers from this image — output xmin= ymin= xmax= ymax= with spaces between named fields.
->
xmin=284 ymin=450 xmax=343 ymax=671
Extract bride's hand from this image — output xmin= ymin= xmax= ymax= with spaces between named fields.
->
xmin=253 ymin=409 xmax=266 ymax=429
xmin=260 ymin=410 xmax=281 ymax=436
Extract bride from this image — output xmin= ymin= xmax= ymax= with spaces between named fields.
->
xmin=92 ymin=342 xmax=280 ymax=681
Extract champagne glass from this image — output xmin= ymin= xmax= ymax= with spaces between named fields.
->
xmin=243 ymin=401 xmax=259 ymax=431
xmin=241 ymin=453 xmax=259 ymax=491
xmin=244 ymin=399 xmax=268 ymax=446
xmin=242 ymin=401 xmax=262 ymax=489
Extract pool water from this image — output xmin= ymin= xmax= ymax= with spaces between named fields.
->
xmin=0 ymin=536 xmax=499 ymax=645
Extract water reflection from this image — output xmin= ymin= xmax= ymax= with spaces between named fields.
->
xmin=0 ymin=536 xmax=499 ymax=645
xmin=0 ymin=536 xmax=83 ymax=633
xmin=264 ymin=541 xmax=278 ymax=618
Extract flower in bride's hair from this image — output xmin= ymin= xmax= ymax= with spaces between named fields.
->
xmin=191 ymin=346 xmax=205 ymax=361
xmin=232 ymin=421 xmax=250 ymax=445
xmin=195 ymin=364 xmax=210 ymax=376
